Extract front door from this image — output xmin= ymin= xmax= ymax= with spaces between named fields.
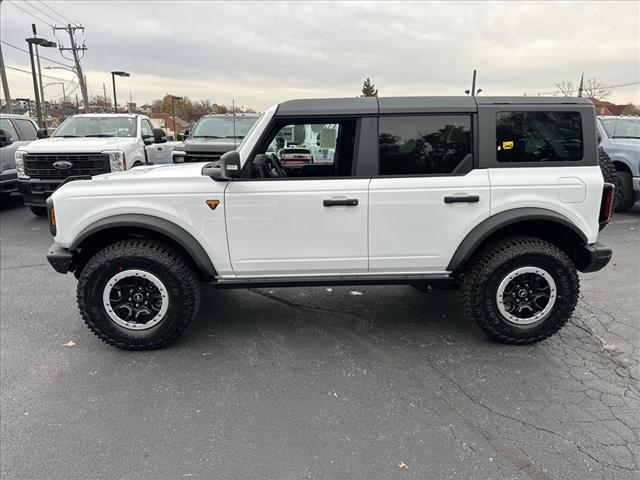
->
xmin=368 ymin=114 xmax=490 ymax=273
xmin=225 ymin=118 xmax=369 ymax=277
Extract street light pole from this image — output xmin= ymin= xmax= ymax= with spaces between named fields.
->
xmin=111 ymin=71 xmax=130 ymax=113
xmin=26 ymin=41 xmax=43 ymax=126
xmin=25 ymin=36 xmax=57 ymax=128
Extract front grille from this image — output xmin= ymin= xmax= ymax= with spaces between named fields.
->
xmin=184 ymin=152 xmax=223 ymax=163
xmin=24 ymin=153 xmax=110 ymax=179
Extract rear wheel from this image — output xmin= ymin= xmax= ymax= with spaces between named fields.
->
xmin=29 ymin=206 xmax=47 ymax=217
xmin=77 ymin=239 xmax=201 ymax=350
xmin=461 ymin=236 xmax=578 ymax=344
xmin=615 ymin=170 xmax=635 ymax=212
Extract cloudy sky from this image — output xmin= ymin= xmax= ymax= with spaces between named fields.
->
xmin=1 ymin=1 xmax=639 ymax=110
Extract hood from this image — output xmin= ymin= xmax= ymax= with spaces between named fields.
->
xmin=183 ymin=138 xmax=239 ymax=153
xmin=93 ymin=162 xmax=207 ymax=181
xmin=20 ymin=136 xmax=135 ymax=153
xmin=610 ymin=138 xmax=640 ymax=148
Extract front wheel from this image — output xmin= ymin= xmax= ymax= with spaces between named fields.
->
xmin=615 ymin=170 xmax=635 ymax=212
xmin=461 ymin=236 xmax=579 ymax=344
xmin=77 ymin=239 xmax=201 ymax=350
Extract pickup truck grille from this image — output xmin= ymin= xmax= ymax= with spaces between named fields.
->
xmin=184 ymin=152 xmax=223 ymax=162
xmin=24 ymin=153 xmax=110 ymax=179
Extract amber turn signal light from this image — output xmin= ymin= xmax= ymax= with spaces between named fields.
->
xmin=206 ymin=199 xmax=220 ymax=210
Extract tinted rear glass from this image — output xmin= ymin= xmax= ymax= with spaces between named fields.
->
xmin=378 ymin=115 xmax=472 ymax=175
xmin=14 ymin=119 xmax=38 ymax=140
xmin=496 ymin=111 xmax=583 ymax=162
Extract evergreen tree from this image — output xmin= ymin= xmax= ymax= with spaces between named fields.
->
xmin=361 ymin=78 xmax=378 ymax=97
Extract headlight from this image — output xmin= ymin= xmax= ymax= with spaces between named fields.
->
xmin=172 ymin=151 xmax=186 ymax=163
xmin=104 ymin=150 xmax=126 ymax=172
xmin=15 ymin=151 xmax=29 ymax=179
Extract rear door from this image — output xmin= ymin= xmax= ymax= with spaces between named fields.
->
xmin=368 ymin=114 xmax=490 ymax=273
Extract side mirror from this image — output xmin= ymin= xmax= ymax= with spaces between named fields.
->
xmin=36 ymin=128 xmax=49 ymax=139
xmin=0 ymin=129 xmax=13 ymax=148
xmin=207 ymin=150 xmax=242 ymax=180
xmin=183 ymin=129 xmax=190 ymax=138
xmin=152 ymin=128 xmax=167 ymax=144
xmin=142 ymin=135 xmax=154 ymax=145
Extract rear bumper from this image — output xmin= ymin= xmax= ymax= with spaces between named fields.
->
xmin=47 ymin=242 xmax=74 ymax=274
xmin=18 ymin=178 xmax=63 ymax=206
xmin=578 ymin=243 xmax=612 ymax=273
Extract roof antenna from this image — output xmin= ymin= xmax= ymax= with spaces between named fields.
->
xmin=232 ymin=99 xmax=237 ymax=148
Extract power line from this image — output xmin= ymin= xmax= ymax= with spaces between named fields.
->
xmin=5 ymin=65 xmax=77 ymax=84
xmin=23 ymin=0 xmax=63 ymax=26
xmin=0 ymin=40 xmax=72 ymax=68
xmin=35 ymin=0 xmax=80 ymax=27
xmin=5 ymin=0 xmax=53 ymax=27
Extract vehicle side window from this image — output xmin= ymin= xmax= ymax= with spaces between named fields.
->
xmin=0 ymin=118 xmax=19 ymax=142
xmin=13 ymin=118 xmax=38 ymax=140
xmin=249 ymin=119 xmax=357 ymax=178
xmin=141 ymin=120 xmax=153 ymax=138
xmin=496 ymin=111 xmax=583 ymax=163
xmin=378 ymin=116 xmax=472 ymax=175
xmin=14 ymin=119 xmax=38 ymax=140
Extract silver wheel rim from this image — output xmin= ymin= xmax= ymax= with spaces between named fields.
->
xmin=102 ymin=269 xmax=169 ymax=330
xmin=496 ymin=266 xmax=557 ymax=325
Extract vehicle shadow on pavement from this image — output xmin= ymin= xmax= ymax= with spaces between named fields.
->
xmin=0 ymin=194 xmax=24 ymax=213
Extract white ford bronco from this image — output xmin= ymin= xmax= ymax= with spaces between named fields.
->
xmin=45 ymin=96 xmax=615 ymax=350
xmin=16 ymin=113 xmax=170 ymax=216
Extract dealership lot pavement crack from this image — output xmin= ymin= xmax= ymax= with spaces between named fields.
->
xmin=1 ymin=201 xmax=639 ymax=480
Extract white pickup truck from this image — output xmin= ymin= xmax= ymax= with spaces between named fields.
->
xmin=15 ymin=113 xmax=172 ymax=216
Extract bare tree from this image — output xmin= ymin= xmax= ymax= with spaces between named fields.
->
xmin=556 ymin=81 xmax=575 ymax=96
xmin=582 ymin=77 xmax=612 ymax=99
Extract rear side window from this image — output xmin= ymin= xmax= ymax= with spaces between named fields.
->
xmin=496 ymin=111 xmax=583 ymax=163
xmin=14 ymin=119 xmax=38 ymax=140
xmin=0 ymin=118 xmax=19 ymax=143
xmin=378 ymin=116 xmax=472 ymax=175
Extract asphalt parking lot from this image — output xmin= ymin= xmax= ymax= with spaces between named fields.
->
xmin=1 ymin=196 xmax=638 ymax=480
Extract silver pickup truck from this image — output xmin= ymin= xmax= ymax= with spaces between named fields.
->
xmin=0 ymin=114 xmax=39 ymax=196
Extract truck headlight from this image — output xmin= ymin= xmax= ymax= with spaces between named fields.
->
xmin=104 ymin=150 xmax=126 ymax=172
xmin=172 ymin=151 xmax=187 ymax=163
xmin=15 ymin=151 xmax=29 ymax=179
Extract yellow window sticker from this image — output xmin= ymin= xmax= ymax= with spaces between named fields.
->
xmin=502 ymin=141 xmax=514 ymax=150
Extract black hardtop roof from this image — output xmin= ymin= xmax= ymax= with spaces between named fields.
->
xmin=275 ymin=96 xmax=593 ymax=116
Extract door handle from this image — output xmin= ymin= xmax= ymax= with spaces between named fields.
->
xmin=323 ymin=198 xmax=359 ymax=207
xmin=444 ymin=195 xmax=480 ymax=204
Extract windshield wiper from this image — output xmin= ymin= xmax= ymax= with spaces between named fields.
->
xmin=193 ymin=135 xmax=222 ymax=139
xmin=56 ymin=135 xmax=79 ymax=138
xmin=225 ymin=135 xmax=245 ymax=138
xmin=84 ymin=134 xmax=114 ymax=137
xmin=613 ymin=136 xmax=640 ymax=139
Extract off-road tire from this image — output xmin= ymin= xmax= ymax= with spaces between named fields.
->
xmin=29 ymin=205 xmax=47 ymax=217
xmin=461 ymin=236 xmax=578 ymax=344
xmin=598 ymin=147 xmax=621 ymax=211
xmin=77 ymin=239 xmax=201 ymax=350
xmin=615 ymin=170 xmax=635 ymax=212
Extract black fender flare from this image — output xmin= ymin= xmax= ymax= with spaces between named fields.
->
xmin=71 ymin=214 xmax=217 ymax=278
xmin=447 ymin=207 xmax=588 ymax=273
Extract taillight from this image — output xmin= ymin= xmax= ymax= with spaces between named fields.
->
xmin=599 ymin=183 xmax=615 ymax=224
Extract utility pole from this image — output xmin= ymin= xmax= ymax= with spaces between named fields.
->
xmin=75 ymin=93 xmax=79 ymax=113
xmin=26 ymin=41 xmax=43 ymax=126
xmin=103 ymin=82 xmax=107 ymax=111
xmin=55 ymin=24 xmax=89 ymax=111
xmin=32 ymin=24 xmax=48 ymax=128
xmin=0 ymin=41 xmax=12 ymax=113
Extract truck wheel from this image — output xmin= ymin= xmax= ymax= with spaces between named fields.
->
xmin=461 ymin=236 xmax=578 ymax=345
xmin=598 ymin=147 xmax=621 ymax=210
xmin=615 ymin=170 xmax=635 ymax=212
xmin=29 ymin=206 xmax=48 ymax=217
xmin=77 ymin=239 xmax=201 ymax=350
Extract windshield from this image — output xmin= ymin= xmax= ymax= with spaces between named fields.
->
xmin=600 ymin=118 xmax=640 ymax=139
xmin=53 ymin=116 xmax=137 ymax=138
xmin=191 ymin=116 xmax=258 ymax=139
